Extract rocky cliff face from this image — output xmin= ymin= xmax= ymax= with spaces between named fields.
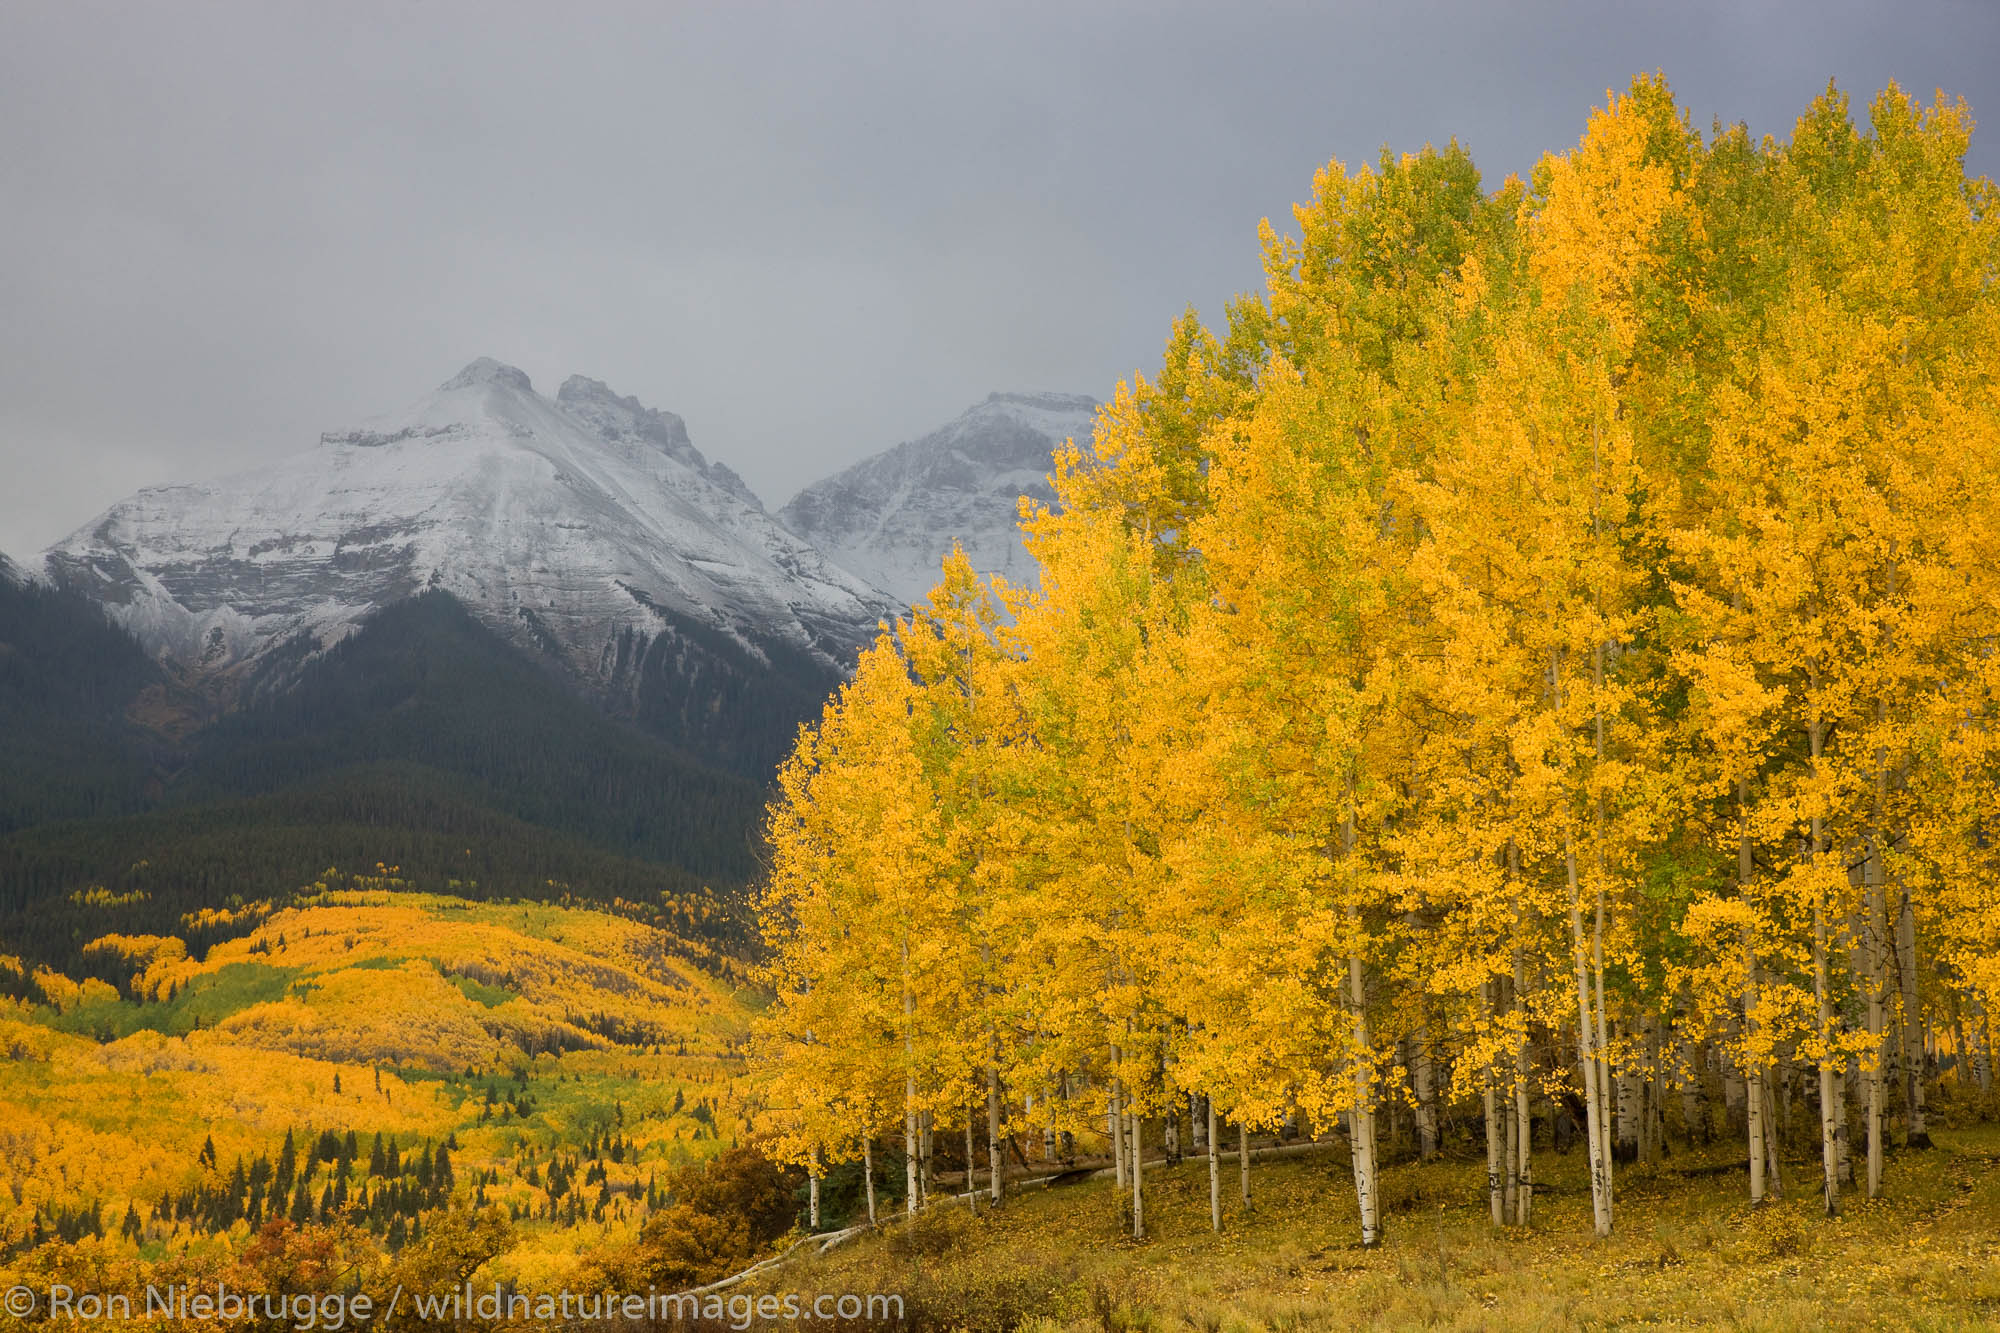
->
xmin=42 ymin=359 xmax=896 ymax=772
xmin=779 ymin=391 xmax=1098 ymax=607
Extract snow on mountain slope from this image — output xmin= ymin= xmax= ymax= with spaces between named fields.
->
xmin=778 ymin=392 xmax=1098 ymax=607
xmin=41 ymin=359 xmax=896 ymax=768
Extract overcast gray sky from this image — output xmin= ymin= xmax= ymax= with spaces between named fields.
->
xmin=2 ymin=0 xmax=1995 ymax=559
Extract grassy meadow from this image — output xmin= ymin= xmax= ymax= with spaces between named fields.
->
xmin=758 ymin=1122 xmax=2000 ymax=1331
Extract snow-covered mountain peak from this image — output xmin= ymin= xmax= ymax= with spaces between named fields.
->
xmin=440 ymin=356 xmax=535 ymax=394
xmin=42 ymin=366 xmax=897 ymax=754
xmin=779 ymin=390 xmax=1100 ymax=607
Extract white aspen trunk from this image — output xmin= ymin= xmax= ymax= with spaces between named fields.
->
xmin=921 ymin=1111 xmax=933 ymax=1208
xmin=1767 ymin=1060 xmax=1788 ymax=1199
xmin=1646 ymin=1063 xmax=1663 ymax=1164
xmin=1129 ymin=1111 xmax=1144 ymax=1240
xmin=1348 ymin=935 xmax=1381 ymax=1246
xmin=1191 ymin=1094 xmax=1209 ymax=1153
xmin=1807 ymin=685 xmax=1842 ymax=1219
xmin=1679 ymin=1055 xmax=1705 ymax=1148
xmin=1640 ymin=1021 xmax=1661 ymax=1165
xmin=1595 ymin=924 xmax=1614 ymax=1197
xmin=1739 ymin=769 xmax=1768 ymax=1203
xmin=1640 ymin=1071 xmax=1655 ymax=1166
xmin=1503 ymin=1087 xmax=1520 ymax=1224
xmin=1653 ymin=1025 xmax=1672 ymax=1162
xmin=987 ymin=1064 xmax=1003 ymax=1205
xmin=1864 ymin=712 xmax=1892 ymax=1195
xmin=1980 ymin=1008 xmax=1995 ymax=1094
xmin=1164 ymin=1101 xmax=1181 ymax=1165
xmin=1897 ymin=885 xmax=1932 ymax=1147
xmin=902 ymin=939 xmax=920 ymax=1216
xmin=1590 ymin=639 xmax=1616 ymax=1206
xmin=1060 ymin=1077 xmax=1076 ymax=1165
xmin=1413 ymin=1015 xmax=1439 ymax=1161
xmin=1239 ymin=1122 xmax=1251 ymax=1210
xmin=1813 ymin=884 xmax=1842 ymax=1217
xmin=904 ymin=1104 xmax=918 ymax=1217
xmin=1557 ymin=651 xmax=1611 ymax=1234
xmin=1840 ymin=868 xmax=1864 ymax=1198
xmin=1482 ymin=981 xmax=1504 ymax=1225
xmin=1666 ymin=1078 xmax=1678 ymax=1157
xmin=1110 ymin=1048 xmax=1126 ymax=1188
xmin=1615 ymin=1035 xmax=1641 ymax=1165
xmin=809 ymin=1168 xmax=820 ymax=1231
xmin=1342 ymin=802 xmax=1380 ymax=1248
xmin=1746 ymin=1055 xmax=1767 ymax=1205
xmin=1816 ymin=912 xmax=1840 ymax=1216
xmin=1517 ymin=1088 xmax=1534 ymax=1225
xmin=1483 ymin=1071 xmax=1504 ymax=1225
xmin=1567 ymin=840 xmax=1614 ymax=1237
xmin=863 ymin=1136 xmax=876 ymax=1226
xmin=1511 ymin=929 xmax=1533 ymax=1227
xmin=1838 ymin=1059 xmax=1857 ymax=1190
xmin=1745 ymin=939 xmax=1767 ymax=1205
xmin=1865 ymin=843 xmax=1887 ymax=1199
xmin=965 ymin=1115 xmax=978 ymax=1212
xmin=1207 ymin=1098 xmax=1221 ymax=1232
xmin=1111 ymin=1095 xmax=1123 ymax=1184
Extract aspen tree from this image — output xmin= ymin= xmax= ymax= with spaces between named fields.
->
xmin=1502 ymin=80 xmax=1694 ymax=1236
xmin=1007 ymin=477 xmax=1192 ymax=1230
xmin=902 ymin=546 xmax=1022 ymax=1205
xmin=1196 ymin=142 xmax=1506 ymax=1246
xmin=758 ymin=638 xmax=959 ymax=1217
xmin=1207 ymin=1098 xmax=1221 ymax=1232
xmin=749 ymin=74 xmax=2000 ymax=1251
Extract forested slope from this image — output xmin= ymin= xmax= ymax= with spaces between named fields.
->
xmin=0 ymin=572 xmax=163 ymax=831
xmin=0 ymin=589 xmax=766 ymax=969
xmin=177 ymin=592 xmax=762 ymax=878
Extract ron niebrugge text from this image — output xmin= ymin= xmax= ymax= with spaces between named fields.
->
xmin=13 ymin=1282 xmax=907 ymax=1328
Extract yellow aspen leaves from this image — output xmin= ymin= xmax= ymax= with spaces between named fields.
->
xmin=754 ymin=76 xmax=2000 ymax=1243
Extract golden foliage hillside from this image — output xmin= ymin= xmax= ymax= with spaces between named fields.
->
xmin=0 ymin=887 xmax=758 ymax=1272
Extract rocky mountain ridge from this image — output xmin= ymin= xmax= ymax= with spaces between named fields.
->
xmin=39 ymin=359 xmax=895 ymax=771
xmin=778 ymin=390 xmax=1098 ymax=606
xmin=31 ymin=364 xmax=1099 ymax=776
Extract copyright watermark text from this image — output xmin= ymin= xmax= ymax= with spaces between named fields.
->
xmin=2 ymin=1282 xmax=904 ymax=1329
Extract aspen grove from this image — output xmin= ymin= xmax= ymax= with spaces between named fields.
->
xmin=753 ymin=78 xmax=2000 ymax=1246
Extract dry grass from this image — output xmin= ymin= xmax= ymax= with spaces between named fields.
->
xmin=756 ymin=1125 xmax=2000 ymax=1331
